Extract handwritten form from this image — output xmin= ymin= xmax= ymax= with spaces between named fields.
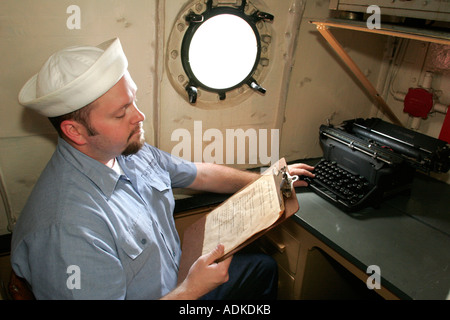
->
xmin=201 ymin=174 xmax=284 ymax=256
xmin=177 ymin=159 xmax=299 ymax=284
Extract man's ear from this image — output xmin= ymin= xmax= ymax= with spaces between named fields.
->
xmin=60 ymin=120 xmax=88 ymax=145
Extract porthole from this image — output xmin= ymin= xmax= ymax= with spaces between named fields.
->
xmin=185 ymin=14 xmax=258 ymax=91
xmin=167 ymin=0 xmax=274 ymax=106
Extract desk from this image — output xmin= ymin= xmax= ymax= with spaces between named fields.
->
xmin=174 ymin=163 xmax=450 ymax=300
xmin=286 ymin=169 xmax=450 ymax=300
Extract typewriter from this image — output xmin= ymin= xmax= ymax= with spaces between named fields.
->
xmin=303 ymin=118 xmax=450 ymax=212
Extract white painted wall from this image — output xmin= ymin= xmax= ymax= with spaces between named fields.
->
xmin=281 ymin=0 xmax=388 ymax=160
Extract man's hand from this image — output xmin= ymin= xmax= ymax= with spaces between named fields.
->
xmin=288 ymin=163 xmax=315 ymax=187
xmin=162 ymin=244 xmax=232 ymax=300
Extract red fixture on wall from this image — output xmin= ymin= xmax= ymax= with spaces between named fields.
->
xmin=403 ymin=87 xmax=433 ymax=119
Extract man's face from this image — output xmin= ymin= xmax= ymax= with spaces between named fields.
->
xmin=84 ymin=72 xmax=146 ymax=162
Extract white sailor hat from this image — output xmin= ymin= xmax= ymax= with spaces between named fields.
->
xmin=18 ymin=38 xmax=128 ymax=117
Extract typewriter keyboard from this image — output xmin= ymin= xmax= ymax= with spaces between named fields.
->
xmin=303 ymin=159 xmax=377 ymax=211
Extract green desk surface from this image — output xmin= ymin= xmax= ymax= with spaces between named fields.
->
xmin=293 ymin=170 xmax=450 ymax=300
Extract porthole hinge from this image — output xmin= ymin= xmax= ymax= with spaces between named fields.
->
xmin=186 ymin=84 xmax=198 ymax=104
xmin=248 ymin=77 xmax=266 ymax=94
xmin=251 ymin=11 xmax=274 ymax=22
xmin=186 ymin=12 xmax=204 ymax=23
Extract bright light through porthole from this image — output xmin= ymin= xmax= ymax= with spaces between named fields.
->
xmin=167 ymin=0 xmax=274 ymax=104
xmin=188 ymin=14 xmax=258 ymax=90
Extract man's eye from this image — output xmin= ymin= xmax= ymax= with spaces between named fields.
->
xmin=116 ymin=114 xmax=126 ymax=119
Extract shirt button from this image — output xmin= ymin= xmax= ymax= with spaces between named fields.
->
xmin=141 ymin=238 xmax=147 ymax=245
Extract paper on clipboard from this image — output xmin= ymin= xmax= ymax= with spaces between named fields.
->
xmin=177 ymin=158 xmax=299 ymax=284
xmin=201 ymin=173 xmax=284 ymax=257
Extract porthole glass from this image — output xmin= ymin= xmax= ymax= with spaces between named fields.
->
xmin=187 ymin=14 xmax=258 ymax=90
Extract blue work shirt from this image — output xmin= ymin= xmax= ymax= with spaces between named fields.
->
xmin=11 ymin=138 xmax=197 ymax=299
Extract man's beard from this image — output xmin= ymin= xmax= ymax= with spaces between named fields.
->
xmin=122 ymin=126 xmax=145 ymax=156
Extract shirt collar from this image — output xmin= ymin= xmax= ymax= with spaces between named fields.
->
xmin=56 ymin=138 xmax=121 ymax=199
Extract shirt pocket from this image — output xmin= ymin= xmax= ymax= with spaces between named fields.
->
xmin=141 ymin=164 xmax=171 ymax=193
xmin=119 ymin=214 xmax=155 ymax=277
xmin=121 ymin=229 xmax=146 ymax=260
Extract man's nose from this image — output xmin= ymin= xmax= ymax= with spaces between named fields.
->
xmin=131 ymin=103 xmax=146 ymax=123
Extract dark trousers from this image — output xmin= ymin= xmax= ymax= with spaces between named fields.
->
xmin=201 ymin=253 xmax=278 ymax=300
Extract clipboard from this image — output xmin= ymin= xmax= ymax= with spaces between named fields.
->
xmin=177 ymin=158 xmax=299 ymax=284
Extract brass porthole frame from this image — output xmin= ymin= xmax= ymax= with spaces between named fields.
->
xmin=166 ymin=0 xmax=274 ymax=108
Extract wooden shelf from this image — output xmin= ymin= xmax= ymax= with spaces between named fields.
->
xmin=311 ymin=19 xmax=450 ymax=45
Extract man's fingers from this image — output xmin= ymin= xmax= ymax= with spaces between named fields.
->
xmin=288 ymin=163 xmax=314 ymax=173
xmin=219 ymin=255 xmax=233 ymax=270
xmin=288 ymin=163 xmax=315 ymax=187
xmin=204 ymin=244 xmax=232 ymax=283
xmin=289 ymin=164 xmax=315 ymax=178
xmin=204 ymin=244 xmax=225 ymax=265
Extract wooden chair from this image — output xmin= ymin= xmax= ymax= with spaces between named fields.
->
xmin=8 ymin=270 xmax=35 ymax=300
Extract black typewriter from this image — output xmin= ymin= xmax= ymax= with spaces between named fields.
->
xmin=304 ymin=118 xmax=450 ymax=212
xmin=302 ymin=159 xmax=379 ymax=211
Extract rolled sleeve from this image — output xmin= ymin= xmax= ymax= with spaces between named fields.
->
xmin=147 ymin=146 xmax=197 ymax=188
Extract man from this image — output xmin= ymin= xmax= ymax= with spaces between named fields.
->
xmin=11 ymin=38 xmax=314 ymax=299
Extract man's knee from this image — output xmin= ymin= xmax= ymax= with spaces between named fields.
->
xmin=253 ymin=254 xmax=278 ymax=278
xmin=234 ymin=253 xmax=278 ymax=299
xmin=202 ymin=252 xmax=278 ymax=300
